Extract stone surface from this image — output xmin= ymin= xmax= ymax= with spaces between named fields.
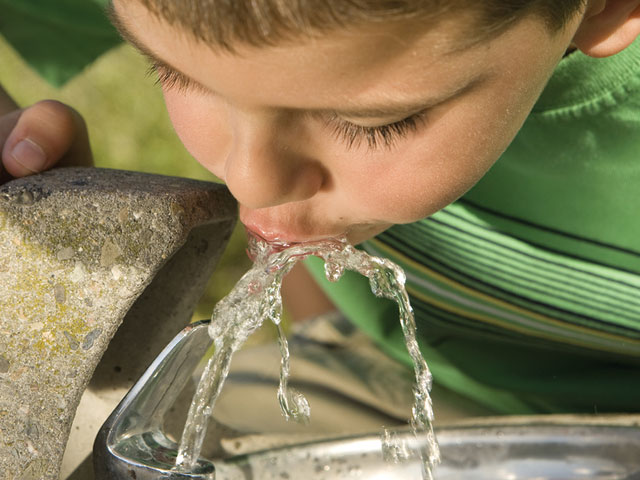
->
xmin=0 ymin=168 xmax=237 ymax=480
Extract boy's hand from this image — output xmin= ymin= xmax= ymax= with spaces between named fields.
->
xmin=0 ymin=86 xmax=93 ymax=185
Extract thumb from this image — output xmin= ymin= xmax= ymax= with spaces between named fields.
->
xmin=1 ymin=100 xmax=92 ymax=179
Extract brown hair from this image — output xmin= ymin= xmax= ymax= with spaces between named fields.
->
xmin=134 ymin=0 xmax=586 ymax=50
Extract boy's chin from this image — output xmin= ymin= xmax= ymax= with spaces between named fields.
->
xmin=345 ymin=224 xmax=392 ymax=245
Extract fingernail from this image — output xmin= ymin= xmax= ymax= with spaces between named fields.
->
xmin=11 ymin=138 xmax=47 ymax=174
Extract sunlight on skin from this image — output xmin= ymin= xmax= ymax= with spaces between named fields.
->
xmin=113 ymin=0 xmax=583 ymax=244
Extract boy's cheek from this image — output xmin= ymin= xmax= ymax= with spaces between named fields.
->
xmin=162 ymin=90 xmax=229 ymax=178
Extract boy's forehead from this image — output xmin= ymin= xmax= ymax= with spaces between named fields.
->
xmin=117 ymin=4 xmax=467 ymax=92
xmin=112 ymin=0 xmax=486 ymax=57
xmin=111 ymin=0 xmax=557 ymax=114
xmin=114 ymin=0 xmax=496 ymax=46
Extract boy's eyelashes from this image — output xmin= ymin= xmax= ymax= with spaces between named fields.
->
xmin=324 ymin=112 xmax=427 ymax=151
xmin=147 ymin=61 xmax=210 ymax=95
xmin=146 ymin=59 xmax=426 ymax=152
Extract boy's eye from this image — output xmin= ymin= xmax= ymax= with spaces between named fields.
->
xmin=325 ymin=112 xmax=427 ymax=151
xmin=146 ymin=58 xmax=424 ymax=150
xmin=147 ymin=61 xmax=208 ymax=94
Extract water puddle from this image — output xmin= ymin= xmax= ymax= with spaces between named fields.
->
xmin=174 ymin=233 xmax=440 ymax=478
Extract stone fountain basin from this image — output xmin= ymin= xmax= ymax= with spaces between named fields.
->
xmin=210 ymin=421 xmax=640 ymax=479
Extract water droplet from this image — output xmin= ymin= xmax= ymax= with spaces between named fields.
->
xmin=82 ymin=329 xmax=102 ymax=350
xmin=324 ymin=261 xmax=344 ymax=282
xmin=16 ymin=190 xmax=34 ymax=205
xmin=53 ymin=284 xmax=66 ymax=304
xmin=248 ymin=280 xmax=262 ymax=294
xmin=56 ymin=246 xmax=74 ymax=262
xmin=100 ymin=240 xmax=122 ymax=268
xmin=63 ymin=331 xmax=79 ymax=350
xmin=0 ymin=355 xmax=10 ymax=373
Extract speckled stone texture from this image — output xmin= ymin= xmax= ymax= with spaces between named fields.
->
xmin=0 ymin=168 xmax=236 ymax=480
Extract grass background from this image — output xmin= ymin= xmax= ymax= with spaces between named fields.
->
xmin=0 ymin=37 xmax=254 ymax=323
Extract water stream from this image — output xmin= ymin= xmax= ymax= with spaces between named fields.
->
xmin=174 ymin=233 xmax=440 ymax=478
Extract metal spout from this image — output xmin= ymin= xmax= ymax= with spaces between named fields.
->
xmin=93 ymin=320 xmax=216 ymax=479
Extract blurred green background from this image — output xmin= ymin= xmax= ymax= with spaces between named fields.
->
xmin=0 ymin=36 xmax=253 ymax=323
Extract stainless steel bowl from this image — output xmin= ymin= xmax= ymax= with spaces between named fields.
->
xmin=93 ymin=320 xmax=640 ymax=479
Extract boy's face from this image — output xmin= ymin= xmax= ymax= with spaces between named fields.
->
xmin=113 ymin=0 xmax=581 ymax=244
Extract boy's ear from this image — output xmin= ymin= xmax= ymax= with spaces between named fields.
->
xmin=572 ymin=0 xmax=640 ymax=57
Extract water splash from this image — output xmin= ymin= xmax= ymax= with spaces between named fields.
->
xmin=276 ymin=322 xmax=310 ymax=423
xmin=174 ymin=233 xmax=440 ymax=477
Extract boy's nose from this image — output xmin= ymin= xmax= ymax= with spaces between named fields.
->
xmin=223 ymin=118 xmax=325 ymax=209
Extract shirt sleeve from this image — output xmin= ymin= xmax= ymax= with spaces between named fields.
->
xmin=0 ymin=0 xmax=122 ymax=87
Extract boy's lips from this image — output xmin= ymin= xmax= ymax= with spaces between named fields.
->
xmin=240 ymin=208 xmax=342 ymax=243
xmin=239 ymin=205 xmax=390 ymax=245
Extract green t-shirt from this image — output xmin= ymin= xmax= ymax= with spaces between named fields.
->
xmin=307 ymin=38 xmax=640 ymax=415
xmin=0 ymin=0 xmax=121 ymax=86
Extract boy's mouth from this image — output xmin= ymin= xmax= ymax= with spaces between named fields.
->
xmin=239 ymin=205 xmax=350 ymax=244
xmin=241 ymin=219 xmax=338 ymax=244
xmin=240 ymin=205 xmax=390 ymax=246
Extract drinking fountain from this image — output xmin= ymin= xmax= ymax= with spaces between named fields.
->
xmin=93 ymin=318 xmax=640 ymax=479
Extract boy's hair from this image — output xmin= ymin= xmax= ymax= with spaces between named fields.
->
xmin=136 ymin=0 xmax=586 ymax=50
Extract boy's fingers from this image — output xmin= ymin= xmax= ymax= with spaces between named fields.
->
xmin=1 ymin=100 xmax=92 ymax=179
xmin=0 ymin=109 xmax=22 ymax=184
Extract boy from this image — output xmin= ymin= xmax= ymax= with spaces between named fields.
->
xmin=2 ymin=0 xmax=639 ymax=416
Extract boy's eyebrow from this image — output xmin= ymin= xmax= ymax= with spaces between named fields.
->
xmin=106 ymin=1 xmax=212 ymax=92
